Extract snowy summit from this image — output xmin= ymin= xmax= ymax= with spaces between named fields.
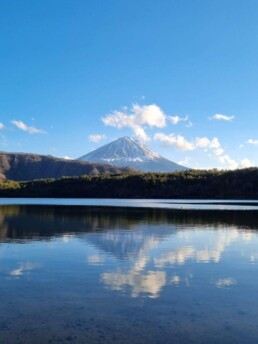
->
xmin=78 ymin=136 xmax=188 ymax=172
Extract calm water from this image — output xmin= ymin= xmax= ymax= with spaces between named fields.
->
xmin=1 ymin=197 xmax=258 ymax=210
xmin=1 ymin=203 xmax=258 ymax=343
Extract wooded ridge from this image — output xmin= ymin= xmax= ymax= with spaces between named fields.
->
xmin=0 ymin=152 xmax=135 ymax=180
xmin=0 ymin=168 xmax=257 ymax=199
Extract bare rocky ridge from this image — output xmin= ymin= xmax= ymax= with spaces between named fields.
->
xmin=0 ymin=152 xmax=135 ymax=181
xmin=78 ymin=136 xmax=188 ymax=172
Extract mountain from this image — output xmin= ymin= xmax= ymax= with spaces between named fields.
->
xmin=78 ymin=136 xmax=188 ymax=172
xmin=0 ymin=152 xmax=135 ymax=181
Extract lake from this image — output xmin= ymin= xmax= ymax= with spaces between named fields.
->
xmin=1 ymin=200 xmax=258 ymax=343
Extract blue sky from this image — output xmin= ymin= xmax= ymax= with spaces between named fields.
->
xmin=0 ymin=0 xmax=258 ymax=169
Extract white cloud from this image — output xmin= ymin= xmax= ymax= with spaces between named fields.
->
xmin=154 ymin=133 xmax=222 ymax=153
xmin=168 ymin=115 xmax=192 ymax=128
xmin=102 ymin=104 xmax=166 ymax=142
xmin=63 ymin=156 xmax=73 ymax=160
xmin=88 ymin=134 xmax=106 ymax=143
xmin=11 ymin=120 xmax=47 ymax=134
xmin=213 ymin=148 xmax=224 ymax=156
xmin=238 ymin=159 xmax=253 ymax=169
xmin=154 ymin=132 xmax=249 ymax=169
xmin=169 ymin=116 xmax=180 ymax=125
xmin=101 ymin=103 xmax=252 ymax=169
xmin=154 ymin=133 xmax=194 ymax=151
xmin=217 ymin=154 xmax=237 ymax=169
xmin=0 ymin=123 xmax=4 ymax=130
xmin=168 ymin=115 xmax=185 ymax=125
xmin=195 ymin=137 xmax=221 ymax=150
xmin=247 ymin=139 xmax=258 ymax=145
xmin=178 ymin=157 xmax=191 ymax=167
xmin=218 ymin=156 xmax=253 ymax=170
xmin=210 ymin=114 xmax=235 ymax=121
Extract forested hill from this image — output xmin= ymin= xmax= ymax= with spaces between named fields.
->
xmin=0 ymin=168 xmax=258 ymax=199
xmin=0 ymin=152 xmax=135 ymax=181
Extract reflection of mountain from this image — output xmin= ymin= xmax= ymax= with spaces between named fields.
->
xmin=85 ymin=229 xmax=164 ymax=261
xmin=1 ymin=204 xmax=257 ymax=299
xmin=0 ymin=205 xmax=258 ymax=243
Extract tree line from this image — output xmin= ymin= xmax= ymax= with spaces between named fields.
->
xmin=0 ymin=168 xmax=257 ymax=199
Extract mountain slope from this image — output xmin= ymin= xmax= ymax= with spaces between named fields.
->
xmin=0 ymin=152 xmax=135 ymax=181
xmin=78 ymin=136 xmax=188 ymax=172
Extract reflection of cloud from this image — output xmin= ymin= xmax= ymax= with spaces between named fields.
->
xmin=250 ymin=254 xmax=258 ymax=262
xmin=155 ymin=230 xmax=239 ymax=267
xmin=242 ymin=231 xmax=254 ymax=241
xmin=87 ymin=255 xmax=104 ymax=265
xmin=10 ymin=263 xmax=40 ymax=277
xmin=215 ymin=278 xmax=236 ymax=288
xmin=102 ymin=270 xmax=166 ymax=299
xmin=171 ymin=275 xmax=180 ymax=285
xmin=155 ymin=247 xmax=194 ymax=267
xmin=100 ymin=232 xmax=165 ymax=298
xmin=195 ymin=249 xmax=221 ymax=263
xmin=62 ymin=234 xmax=71 ymax=243
xmin=97 ymin=226 xmax=251 ymax=299
xmin=133 ymin=257 xmax=148 ymax=272
xmin=132 ymin=236 xmax=160 ymax=272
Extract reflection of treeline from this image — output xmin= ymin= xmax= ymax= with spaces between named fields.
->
xmin=1 ymin=205 xmax=258 ymax=242
xmin=0 ymin=168 xmax=258 ymax=198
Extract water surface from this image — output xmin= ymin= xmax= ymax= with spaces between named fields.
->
xmin=1 ymin=197 xmax=258 ymax=210
xmin=1 ymin=204 xmax=258 ymax=343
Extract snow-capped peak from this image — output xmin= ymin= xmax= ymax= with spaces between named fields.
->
xmin=78 ymin=136 xmax=188 ymax=172
xmin=79 ymin=136 xmax=161 ymax=163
